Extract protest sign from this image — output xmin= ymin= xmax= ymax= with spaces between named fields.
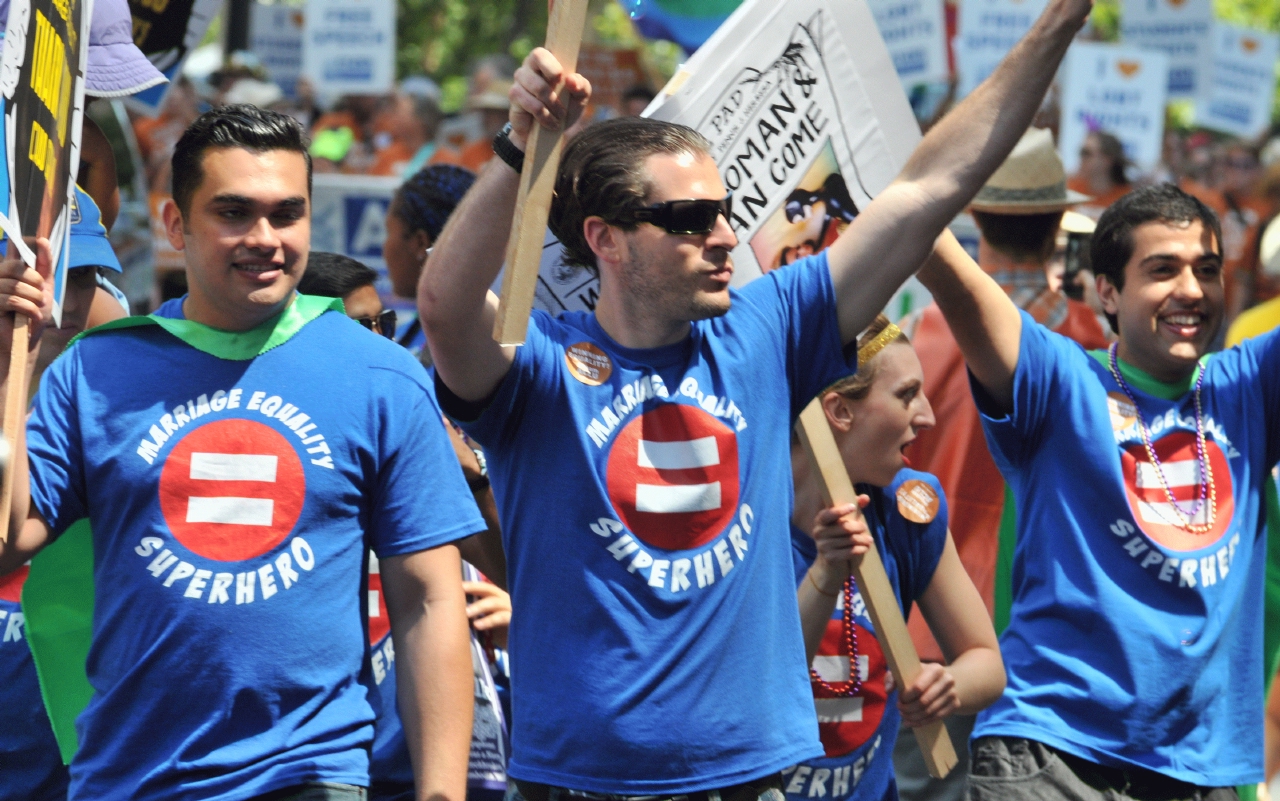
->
xmin=251 ymin=0 xmax=304 ymax=97
xmin=302 ymin=0 xmax=394 ymax=99
xmin=867 ymin=0 xmax=949 ymax=88
xmin=953 ymin=0 xmax=1049 ymax=98
xmin=0 ymin=0 xmax=91 ymax=325
xmin=126 ymin=0 xmax=219 ymax=115
xmin=1195 ymin=22 xmax=1279 ymax=139
xmin=1120 ymin=0 xmax=1212 ymax=98
xmin=1060 ymin=41 xmax=1168 ymax=175
xmin=309 ymin=173 xmax=405 ymax=308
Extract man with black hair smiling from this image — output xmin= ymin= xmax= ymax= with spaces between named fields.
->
xmin=918 ymin=183 xmax=1276 ymax=799
xmin=0 ymin=105 xmax=480 ymax=801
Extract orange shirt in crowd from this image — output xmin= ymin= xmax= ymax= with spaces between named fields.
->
xmin=429 ymin=138 xmax=495 ymax=173
xmin=1066 ymin=176 xmax=1131 ymax=220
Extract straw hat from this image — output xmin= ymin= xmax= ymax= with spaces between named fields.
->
xmin=469 ymin=80 xmax=513 ymax=111
xmin=1060 ymin=210 xmax=1097 ymax=235
xmin=970 ymin=128 xmax=1091 ymax=214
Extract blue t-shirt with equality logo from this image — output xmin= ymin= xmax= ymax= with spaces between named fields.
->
xmin=786 ymin=470 xmax=948 ymax=801
xmin=447 ymin=253 xmax=849 ymax=793
xmin=0 ymin=566 xmax=69 ymax=801
xmin=25 ymin=298 xmax=484 ymax=801
xmin=972 ymin=309 xmax=1280 ymax=785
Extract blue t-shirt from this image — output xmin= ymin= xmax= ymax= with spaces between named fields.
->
xmin=786 ymin=470 xmax=948 ymax=801
xmin=0 ymin=566 xmax=69 ymax=801
xmin=972 ymin=310 xmax=1280 ymax=786
xmin=448 ymin=253 xmax=850 ymax=793
xmin=25 ymin=298 xmax=484 ymax=801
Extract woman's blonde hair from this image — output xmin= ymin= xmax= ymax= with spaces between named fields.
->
xmin=827 ymin=314 xmax=910 ymax=401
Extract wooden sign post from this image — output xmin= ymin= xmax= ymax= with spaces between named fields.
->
xmin=492 ymin=0 xmax=591 ymax=346
xmin=796 ymin=398 xmax=958 ymax=779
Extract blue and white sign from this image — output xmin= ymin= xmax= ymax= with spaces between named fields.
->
xmin=302 ymin=0 xmax=394 ymax=98
xmin=251 ymin=1 xmax=304 ymax=97
xmin=1196 ymin=22 xmax=1279 ymax=138
xmin=868 ymin=0 xmax=949 ymax=88
xmin=1061 ymin=42 xmax=1168 ymax=175
xmin=309 ymin=174 xmax=405 ymax=307
xmin=954 ymin=0 xmax=1050 ymax=98
xmin=1120 ymin=0 xmax=1212 ymax=98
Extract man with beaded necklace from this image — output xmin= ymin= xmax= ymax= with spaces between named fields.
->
xmin=918 ymin=183 xmax=1276 ymax=800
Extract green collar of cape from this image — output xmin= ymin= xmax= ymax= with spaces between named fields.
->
xmin=1087 ymin=349 xmax=1209 ymax=401
xmin=23 ymin=293 xmax=343 ymax=764
xmin=67 ymin=293 xmax=345 ymax=359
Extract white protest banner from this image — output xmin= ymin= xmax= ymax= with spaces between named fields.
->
xmin=252 ymin=1 xmax=304 ymax=96
xmin=302 ymin=0 xmax=394 ymax=98
xmin=309 ymin=174 xmax=405 ymax=308
xmin=1120 ymin=0 xmax=1212 ymax=98
xmin=1195 ymin=22 xmax=1279 ymax=139
xmin=1060 ymin=42 xmax=1168 ymax=175
xmin=868 ymin=0 xmax=950 ymax=88
xmin=954 ymin=0 xmax=1049 ymax=98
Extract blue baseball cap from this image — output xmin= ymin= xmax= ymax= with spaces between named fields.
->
xmin=0 ymin=186 xmax=121 ymax=272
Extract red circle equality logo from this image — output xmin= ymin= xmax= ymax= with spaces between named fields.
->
xmin=814 ymin=616 xmax=887 ymax=757
xmin=1119 ymin=430 xmax=1234 ymax=552
xmin=158 ymin=419 xmax=306 ymax=562
xmin=605 ymin=403 xmax=740 ymax=551
xmin=0 ymin=565 xmax=28 ymax=603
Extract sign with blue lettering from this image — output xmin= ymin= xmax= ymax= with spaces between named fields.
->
xmin=1061 ymin=42 xmax=1168 ymax=175
xmin=867 ymin=0 xmax=948 ymax=88
xmin=251 ymin=1 xmax=304 ymax=97
xmin=309 ymin=173 xmax=405 ymax=307
xmin=1196 ymin=23 xmax=1279 ymax=138
xmin=954 ymin=0 xmax=1050 ymax=98
xmin=1120 ymin=0 xmax=1212 ymax=99
xmin=302 ymin=0 xmax=394 ymax=98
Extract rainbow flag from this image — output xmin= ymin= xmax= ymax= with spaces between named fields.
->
xmin=622 ymin=0 xmax=741 ymax=53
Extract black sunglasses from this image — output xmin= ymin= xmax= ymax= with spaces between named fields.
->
xmin=621 ymin=195 xmax=733 ymax=235
xmin=356 ymin=309 xmax=397 ymax=339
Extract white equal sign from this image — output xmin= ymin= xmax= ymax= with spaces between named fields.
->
xmin=368 ymin=552 xmax=381 ymax=618
xmin=811 ymin=655 xmax=871 ymax=723
xmin=186 ymin=453 xmax=278 ymax=526
xmin=1134 ymin=459 xmax=1211 ymax=527
xmin=634 ymin=436 xmax=721 ymax=513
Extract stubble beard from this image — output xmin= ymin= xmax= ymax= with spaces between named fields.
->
xmin=623 ymin=239 xmax=731 ymax=325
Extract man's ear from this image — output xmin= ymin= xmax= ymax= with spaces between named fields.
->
xmin=821 ymin=390 xmax=855 ymax=433
xmin=162 ymin=199 xmax=187 ymax=252
xmin=412 ymin=227 xmax=432 ymax=258
xmin=583 ymin=217 xmax=624 ymax=272
xmin=1096 ymin=272 xmax=1120 ymax=317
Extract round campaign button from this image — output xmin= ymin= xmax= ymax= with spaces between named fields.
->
xmin=1107 ymin=392 xmax=1138 ymax=431
xmin=158 ymin=419 xmax=306 ymax=562
xmin=896 ymin=479 xmax=940 ymax=524
xmin=1119 ymin=430 xmax=1234 ymax=551
xmin=566 ymin=342 xmax=613 ymax=386
xmin=605 ymin=403 xmax=740 ymax=551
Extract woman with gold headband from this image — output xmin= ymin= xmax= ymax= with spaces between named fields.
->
xmin=785 ymin=315 xmax=1006 ymax=801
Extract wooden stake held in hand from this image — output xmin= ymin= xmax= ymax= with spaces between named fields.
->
xmin=796 ymin=398 xmax=958 ymax=780
xmin=492 ymin=0 xmax=591 ymax=346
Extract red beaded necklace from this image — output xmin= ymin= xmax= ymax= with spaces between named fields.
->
xmin=809 ymin=575 xmax=862 ymax=697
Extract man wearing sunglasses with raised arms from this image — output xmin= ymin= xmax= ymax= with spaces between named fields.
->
xmin=419 ymin=0 xmax=1092 ymax=793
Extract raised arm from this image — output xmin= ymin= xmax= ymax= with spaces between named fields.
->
xmin=0 ymin=240 xmax=56 ymax=575
xmin=418 ymin=49 xmax=590 ymax=402
xmin=825 ymin=0 xmax=1091 ymax=343
xmin=916 ymin=231 xmax=1022 ymax=413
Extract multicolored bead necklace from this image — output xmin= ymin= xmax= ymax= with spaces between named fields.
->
xmin=1106 ymin=342 xmax=1217 ymax=534
xmin=809 ymin=575 xmax=862 ymax=697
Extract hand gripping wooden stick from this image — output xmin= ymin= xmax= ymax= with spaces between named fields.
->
xmin=796 ymin=398 xmax=958 ymax=779
xmin=492 ymin=0 xmax=591 ymax=346
xmin=0 ymin=313 xmax=28 ymax=528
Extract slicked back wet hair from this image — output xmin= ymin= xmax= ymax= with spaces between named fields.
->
xmin=1091 ymin=184 xmax=1221 ymax=333
xmin=172 ymin=104 xmax=312 ymax=218
xmin=551 ymin=117 xmax=712 ymax=275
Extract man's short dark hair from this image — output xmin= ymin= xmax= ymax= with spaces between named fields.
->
xmin=171 ymin=104 xmax=312 ymax=217
xmin=297 ymin=252 xmax=377 ymax=298
xmin=972 ymin=211 xmax=1063 ymax=263
xmin=1091 ymin=183 xmax=1222 ymax=332
xmin=551 ymin=117 xmax=712 ymax=274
